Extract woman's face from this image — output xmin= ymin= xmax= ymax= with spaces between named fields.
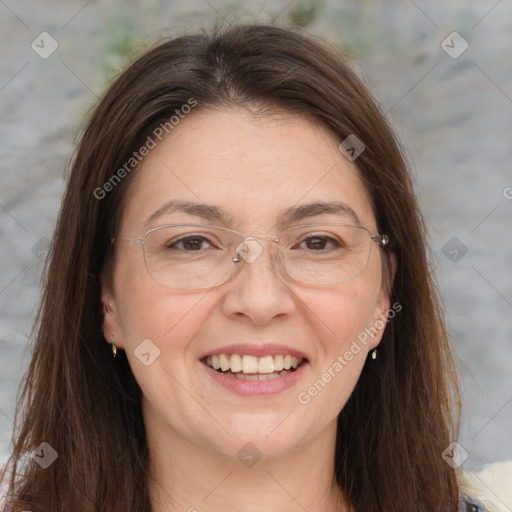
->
xmin=102 ymin=108 xmax=392 ymax=461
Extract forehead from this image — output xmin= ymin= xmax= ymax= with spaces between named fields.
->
xmin=120 ymin=108 xmax=377 ymax=234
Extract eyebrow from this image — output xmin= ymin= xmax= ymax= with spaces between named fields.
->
xmin=279 ymin=201 xmax=362 ymax=227
xmin=144 ymin=200 xmax=233 ymax=227
xmin=144 ymin=199 xmax=362 ymax=228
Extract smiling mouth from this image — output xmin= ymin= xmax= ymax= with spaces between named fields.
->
xmin=202 ymin=354 xmax=307 ymax=381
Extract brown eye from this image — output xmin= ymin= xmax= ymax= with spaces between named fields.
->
xmin=167 ymin=236 xmax=213 ymax=251
xmin=299 ymin=235 xmax=342 ymax=251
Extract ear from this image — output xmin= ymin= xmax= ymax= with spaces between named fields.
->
xmin=369 ymin=251 xmax=397 ymax=350
xmin=100 ymin=282 xmax=125 ymax=349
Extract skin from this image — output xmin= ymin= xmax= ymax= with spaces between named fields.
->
xmin=102 ymin=107 xmax=395 ymax=512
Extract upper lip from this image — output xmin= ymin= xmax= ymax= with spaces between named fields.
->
xmin=199 ymin=343 xmax=309 ymax=360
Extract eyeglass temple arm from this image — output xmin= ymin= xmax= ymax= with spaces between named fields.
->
xmin=110 ymin=237 xmax=144 ymax=245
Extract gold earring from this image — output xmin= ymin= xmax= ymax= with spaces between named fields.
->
xmin=371 ymin=349 xmax=377 ymax=360
xmin=111 ymin=335 xmax=117 ymax=358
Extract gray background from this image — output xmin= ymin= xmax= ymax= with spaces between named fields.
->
xmin=1 ymin=0 xmax=511 ymax=480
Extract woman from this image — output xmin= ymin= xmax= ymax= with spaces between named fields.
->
xmin=0 ymin=24 xmax=491 ymax=511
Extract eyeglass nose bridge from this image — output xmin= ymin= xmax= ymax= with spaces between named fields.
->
xmin=232 ymin=235 xmax=280 ymax=264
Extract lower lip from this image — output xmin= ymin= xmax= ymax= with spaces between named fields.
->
xmin=201 ymin=361 xmax=308 ymax=397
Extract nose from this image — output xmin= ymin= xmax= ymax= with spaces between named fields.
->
xmin=220 ymin=238 xmax=296 ymax=325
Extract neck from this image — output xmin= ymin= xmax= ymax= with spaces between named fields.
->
xmin=146 ymin=417 xmax=352 ymax=512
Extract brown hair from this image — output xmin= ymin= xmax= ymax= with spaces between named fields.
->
xmin=1 ymin=24 xmax=461 ymax=511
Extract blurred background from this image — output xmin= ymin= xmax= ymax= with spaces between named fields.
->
xmin=1 ymin=0 xmax=511 ymax=480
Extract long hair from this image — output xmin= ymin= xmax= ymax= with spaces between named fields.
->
xmin=1 ymin=24 xmax=461 ymax=511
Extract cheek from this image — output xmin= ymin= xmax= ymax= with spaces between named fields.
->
xmin=112 ymin=257 xmax=212 ymax=351
xmin=111 ymin=271 xmax=214 ymax=417
xmin=295 ymin=283 xmax=378 ymax=423
xmin=302 ymin=277 xmax=380 ymax=354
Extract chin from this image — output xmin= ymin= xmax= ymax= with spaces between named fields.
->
xmin=205 ymin=416 xmax=311 ymax=463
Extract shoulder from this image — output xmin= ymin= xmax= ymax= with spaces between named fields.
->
xmin=458 ymin=460 xmax=512 ymax=512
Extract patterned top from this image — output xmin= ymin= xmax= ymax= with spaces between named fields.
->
xmin=459 ymin=494 xmax=487 ymax=511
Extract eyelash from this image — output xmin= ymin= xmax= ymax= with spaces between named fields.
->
xmin=296 ymin=235 xmax=343 ymax=251
xmin=167 ymin=234 xmax=343 ymax=252
xmin=167 ymin=235 xmax=216 ymax=251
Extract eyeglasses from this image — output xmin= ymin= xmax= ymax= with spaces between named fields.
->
xmin=111 ymin=223 xmax=389 ymax=290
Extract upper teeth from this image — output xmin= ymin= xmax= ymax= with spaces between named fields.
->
xmin=204 ymin=354 xmax=303 ymax=373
